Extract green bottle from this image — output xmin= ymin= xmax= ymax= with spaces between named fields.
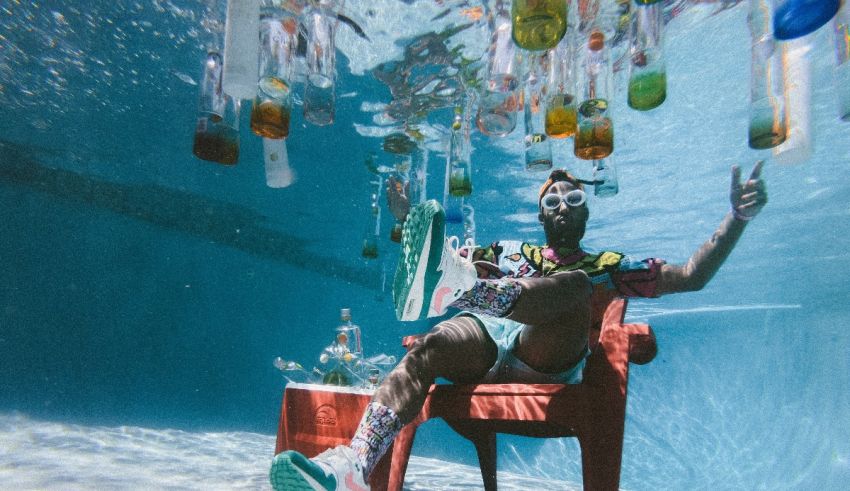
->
xmin=511 ymin=0 xmax=567 ymax=51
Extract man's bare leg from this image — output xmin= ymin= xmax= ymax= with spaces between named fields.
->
xmin=348 ymin=315 xmax=497 ymax=478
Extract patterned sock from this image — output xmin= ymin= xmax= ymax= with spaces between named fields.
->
xmin=449 ymin=279 xmax=523 ymax=317
xmin=349 ymin=402 xmax=403 ymax=479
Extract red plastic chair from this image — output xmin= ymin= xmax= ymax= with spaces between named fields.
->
xmin=386 ymin=297 xmax=657 ymax=491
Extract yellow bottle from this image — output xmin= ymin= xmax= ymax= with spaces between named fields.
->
xmin=511 ymin=0 xmax=567 ymax=51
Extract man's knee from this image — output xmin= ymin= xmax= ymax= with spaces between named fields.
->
xmin=555 ymin=269 xmax=592 ymax=299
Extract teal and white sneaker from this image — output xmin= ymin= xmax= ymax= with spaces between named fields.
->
xmin=393 ymin=200 xmax=477 ymax=321
xmin=270 ymin=446 xmax=369 ymax=491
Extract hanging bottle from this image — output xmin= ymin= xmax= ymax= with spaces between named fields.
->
xmin=524 ymin=53 xmax=553 ymax=170
xmin=443 ymin=150 xmax=464 ymax=225
xmin=832 ymin=2 xmax=850 ymax=121
xmin=407 ymin=130 xmax=428 ymax=206
xmin=361 ymin=176 xmax=381 ymax=259
xmin=193 ymin=2 xmax=241 ymax=166
xmin=628 ymin=1 xmax=667 ymax=111
xmin=773 ymin=36 xmax=813 ymax=164
xmin=222 ymin=0 xmax=261 ymax=100
xmin=575 ymin=30 xmax=613 ymax=160
xmin=477 ymin=0 xmax=520 ymax=136
xmin=748 ymin=0 xmax=787 ymax=149
xmin=383 ymin=139 xmax=414 ymax=244
xmin=303 ymin=0 xmax=336 ymax=126
xmin=250 ymin=5 xmax=297 ymax=139
xmin=545 ymin=32 xmax=577 ymax=138
xmin=448 ymin=101 xmax=473 ymax=197
xmin=512 ymin=0 xmax=568 ymax=51
xmin=462 ymin=203 xmax=477 ymax=245
xmin=592 ymin=158 xmax=618 ymax=197
xmin=772 ymin=0 xmax=840 ymax=41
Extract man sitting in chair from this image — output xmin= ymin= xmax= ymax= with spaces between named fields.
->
xmin=270 ymin=162 xmax=767 ymax=491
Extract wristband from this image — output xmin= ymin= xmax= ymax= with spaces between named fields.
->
xmin=732 ymin=208 xmax=754 ymax=222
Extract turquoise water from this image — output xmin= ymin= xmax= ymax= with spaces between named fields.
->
xmin=1 ymin=0 xmax=849 ymax=489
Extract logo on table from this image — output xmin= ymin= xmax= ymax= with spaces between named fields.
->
xmin=314 ymin=404 xmax=337 ymax=427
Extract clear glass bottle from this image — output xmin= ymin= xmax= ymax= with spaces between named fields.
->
xmin=250 ymin=6 xmax=297 ymax=139
xmin=627 ymin=1 xmax=667 ymax=111
xmin=748 ymin=0 xmax=787 ymax=149
xmin=336 ymin=308 xmax=363 ymax=360
xmin=593 ymin=158 xmax=618 ymax=197
xmin=574 ymin=30 xmax=613 ymax=160
xmin=545 ymin=32 xmax=577 ymax=138
xmin=773 ymin=36 xmax=812 ymax=165
xmin=448 ymin=102 xmax=473 ymax=197
xmin=512 ymin=0 xmax=568 ymax=51
xmin=477 ymin=0 xmax=520 ymax=136
xmin=524 ymin=54 xmax=553 ymax=170
xmin=303 ymin=0 xmax=336 ymax=126
xmin=832 ymin=2 xmax=850 ymax=121
xmin=361 ymin=177 xmax=381 ymax=259
xmin=193 ymin=52 xmax=241 ymax=165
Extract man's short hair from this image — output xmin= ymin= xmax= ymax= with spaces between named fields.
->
xmin=538 ymin=169 xmax=585 ymax=205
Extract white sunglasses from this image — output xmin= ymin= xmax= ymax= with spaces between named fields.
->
xmin=541 ymin=189 xmax=587 ymax=210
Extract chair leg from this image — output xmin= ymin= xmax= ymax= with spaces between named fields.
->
xmin=472 ymin=431 xmax=498 ymax=491
xmin=387 ymin=423 xmax=419 ymax=491
xmin=578 ymin=429 xmax=623 ymax=491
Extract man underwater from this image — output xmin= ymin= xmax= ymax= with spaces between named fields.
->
xmin=270 ymin=162 xmax=767 ymax=490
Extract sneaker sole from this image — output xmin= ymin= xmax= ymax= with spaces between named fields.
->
xmin=393 ymin=200 xmax=445 ymax=321
xmin=270 ymin=451 xmax=334 ymax=491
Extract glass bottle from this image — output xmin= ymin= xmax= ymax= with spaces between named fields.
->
xmin=748 ymin=0 xmax=787 ymax=149
xmin=833 ymin=2 xmax=850 ymax=121
xmin=772 ymin=0 xmax=840 ymax=41
xmin=477 ymin=0 xmax=520 ymax=136
xmin=462 ymin=203 xmax=477 ymax=245
xmin=627 ymin=1 xmax=667 ymax=111
xmin=303 ymin=0 xmax=336 ymax=126
xmin=512 ymin=0 xmax=568 ymax=51
xmin=524 ymin=54 xmax=553 ymax=170
xmin=250 ymin=7 xmax=297 ymax=139
xmin=773 ymin=36 xmax=812 ymax=165
xmin=575 ymin=30 xmax=613 ymax=160
xmin=193 ymin=52 xmax=241 ymax=165
xmin=336 ymin=308 xmax=363 ymax=361
xmin=361 ymin=177 xmax=382 ymax=259
xmin=545 ymin=33 xmax=577 ymax=138
xmin=448 ymin=103 xmax=473 ymax=197
xmin=592 ymin=158 xmax=618 ymax=197
xmin=222 ymin=0 xmax=261 ymax=100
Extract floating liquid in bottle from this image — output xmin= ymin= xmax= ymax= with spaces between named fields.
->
xmin=511 ymin=0 xmax=567 ymax=51
xmin=193 ymin=117 xmax=239 ymax=165
xmin=628 ymin=71 xmax=667 ymax=111
xmin=250 ymin=99 xmax=291 ymax=139
xmin=545 ymin=94 xmax=577 ymax=138
xmin=390 ymin=222 xmax=403 ymax=242
xmin=361 ymin=244 xmax=378 ymax=259
xmin=449 ymin=167 xmax=472 ymax=197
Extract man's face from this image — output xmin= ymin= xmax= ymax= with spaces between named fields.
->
xmin=538 ymin=180 xmax=589 ymax=247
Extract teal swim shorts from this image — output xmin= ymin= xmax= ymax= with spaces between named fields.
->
xmin=461 ymin=313 xmax=589 ymax=384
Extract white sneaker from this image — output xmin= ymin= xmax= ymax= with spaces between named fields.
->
xmin=393 ymin=200 xmax=478 ymax=321
xmin=270 ymin=445 xmax=370 ymax=491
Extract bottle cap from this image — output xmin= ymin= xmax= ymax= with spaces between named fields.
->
xmin=340 ymin=308 xmax=352 ymax=321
